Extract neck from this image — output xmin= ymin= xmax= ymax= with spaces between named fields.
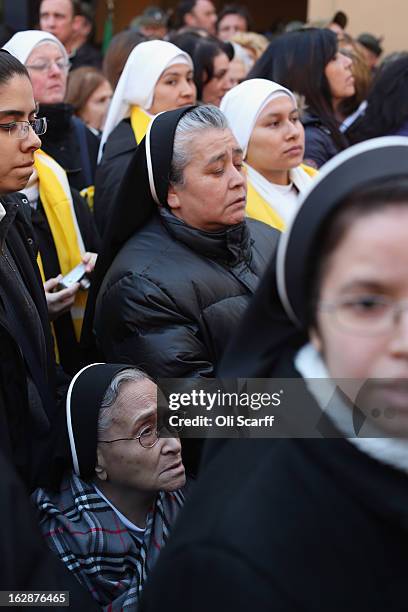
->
xmin=95 ymin=480 xmax=156 ymax=528
xmin=331 ymin=97 xmax=344 ymax=121
xmin=257 ymin=167 xmax=290 ymax=186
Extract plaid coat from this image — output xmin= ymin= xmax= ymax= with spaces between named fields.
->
xmin=33 ymin=473 xmax=184 ymax=610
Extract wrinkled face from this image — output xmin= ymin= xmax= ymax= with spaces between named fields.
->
xmin=168 ymin=127 xmax=246 ymax=231
xmin=39 ymin=0 xmax=74 ymax=46
xmin=324 ymin=51 xmax=355 ymax=104
xmin=80 ymin=79 xmax=112 ymax=131
xmin=26 ymin=42 xmax=68 ymax=104
xmin=148 ymin=63 xmax=196 ymax=115
xmin=312 ymin=206 xmax=408 ymax=435
xmin=202 ymin=52 xmax=231 ymax=106
xmin=97 ymin=379 xmax=186 ymax=493
xmin=0 ymin=75 xmax=41 ymax=194
xmin=246 ymin=96 xmax=304 ymax=175
xmin=217 ymin=14 xmax=247 ymax=41
xmin=186 ymin=0 xmax=217 ymax=34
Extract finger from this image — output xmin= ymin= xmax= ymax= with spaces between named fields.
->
xmin=43 ymin=274 xmax=63 ymax=291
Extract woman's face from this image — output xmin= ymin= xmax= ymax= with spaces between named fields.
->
xmin=79 ymin=79 xmax=113 ymax=132
xmin=312 ymin=206 xmax=408 ymax=434
xmin=148 ymin=63 xmax=196 ymax=115
xmin=0 ymin=74 xmax=41 ymax=194
xmin=246 ymin=96 xmax=304 ymax=178
xmin=26 ymin=42 xmax=68 ymax=104
xmin=202 ymin=52 xmax=231 ymax=107
xmin=324 ymin=51 xmax=355 ymax=105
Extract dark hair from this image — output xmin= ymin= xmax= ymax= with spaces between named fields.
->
xmin=170 ymin=0 xmax=198 ymax=29
xmin=102 ymin=30 xmax=146 ymax=90
xmin=248 ymin=28 xmax=348 ymax=151
xmin=39 ymin=0 xmax=81 ymax=18
xmin=216 ymin=4 xmax=252 ymax=32
xmin=66 ymin=66 xmax=107 ymax=114
xmin=0 ymin=50 xmax=29 ymax=86
xmin=307 ymin=176 xmax=408 ymax=326
xmin=169 ymin=30 xmax=232 ymax=99
xmin=347 ymin=56 xmax=408 ymax=144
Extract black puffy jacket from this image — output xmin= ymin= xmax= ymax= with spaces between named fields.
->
xmin=94 ymin=210 xmax=278 ymax=378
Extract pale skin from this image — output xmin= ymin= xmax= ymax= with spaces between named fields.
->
xmin=96 ymin=379 xmax=186 ymax=527
xmin=245 ymin=96 xmax=305 ymax=186
xmin=167 ymin=128 xmax=247 ymax=232
xmin=78 ymin=79 xmax=113 ymax=132
xmin=39 ymin=0 xmax=80 ymax=50
xmin=26 ymin=42 xmax=68 ymax=104
xmin=311 ymin=206 xmax=408 ymax=435
xmin=148 ymin=64 xmax=196 ymax=115
xmin=217 ymin=13 xmax=247 ymax=42
xmin=324 ymin=51 xmax=355 ymax=117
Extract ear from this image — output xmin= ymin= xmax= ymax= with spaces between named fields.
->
xmin=167 ymin=183 xmax=181 ymax=211
xmin=310 ymin=327 xmax=323 ymax=354
xmin=184 ymin=12 xmax=195 ymax=27
xmin=72 ymin=15 xmax=83 ymax=32
xmin=95 ymin=447 xmax=108 ymax=482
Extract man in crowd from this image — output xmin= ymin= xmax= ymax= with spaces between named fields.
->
xmin=39 ymin=0 xmax=101 ymax=70
xmin=172 ymin=0 xmax=217 ymax=35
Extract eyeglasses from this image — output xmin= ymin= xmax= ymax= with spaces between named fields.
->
xmin=318 ymin=295 xmax=408 ymax=336
xmin=99 ymin=412 xmax=185 ymax=449
xmin=0 ymin=117 xmax=47 ymax=139
xmin=26 ymin=59 xmax=71 ymax=73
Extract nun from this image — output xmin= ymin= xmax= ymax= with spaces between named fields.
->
xmin=83 ymin=105 xmax=277 ymax=384
xmin=139 ymin=137 xmax=408 ymax=612
xmin=220 ymin=78 xmax=317 ymax=231
xmin=33 ymin=363 xmax=186 ymax=611
xmin=94 ymin=40 xmax=196 ymax=236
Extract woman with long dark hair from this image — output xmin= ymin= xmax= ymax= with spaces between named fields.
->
xmin=249 ymin=28 xmax=355 ymax=168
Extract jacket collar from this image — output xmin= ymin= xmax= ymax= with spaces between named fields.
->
xmin=159 ymin=207 xmax=252 ymax=266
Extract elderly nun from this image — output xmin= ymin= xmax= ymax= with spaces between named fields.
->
xmin=33 ymin=362 xmax=186 ymax=611
xmin=220 ymin=78 xmax=317 ymax=230
xmin=140 ymin=137 xmax=408 ymax=612
xmin=94 ymin=40 xmax=196 ymax=235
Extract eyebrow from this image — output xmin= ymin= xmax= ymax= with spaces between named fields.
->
xmin=131 ymin=408 xmax=156 ymax=427
xmin=339 ymin=279 xmax=391 ymax=293
xmin=0 ymin=109 xmax=37 ymax=119
xmin=262 ymin=108 xmax=299 ymax=119
xmin=206 ymin=147 xmax=243 ymax=165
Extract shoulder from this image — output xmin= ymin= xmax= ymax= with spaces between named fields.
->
xmin=101 ymin=120 xmax=137 ymax=162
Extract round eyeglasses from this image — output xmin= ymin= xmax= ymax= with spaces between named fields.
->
xmin=318 ymin=295 xmax=408 ymax=336
xmin=99 ymin=413 xmax=185 ymax=449
xmin=0 ymin=117 xmax=47 ymax=139
xmin=26 ymin=59 xmax=71 ymax=73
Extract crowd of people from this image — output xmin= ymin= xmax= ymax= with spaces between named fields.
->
xmin=1 ymin=0 xmax=407 ymax=610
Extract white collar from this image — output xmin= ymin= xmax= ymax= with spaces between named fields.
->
xmin=295 ymin=343 xmax=408 ymax=475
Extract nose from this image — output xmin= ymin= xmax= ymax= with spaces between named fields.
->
xmin=286 ymin=118 xmax=300 ymax=140
xmin=230 ymin=161 xmax=246 ymax=190
xmin=21 ymin=125 xmax=41 ymax=153
xmin=180 ymin=78 xmax=196 ymax=100
xmin=48 ymin=61 xmax=63 ymax=76
xmin=160 ymin=434 xmax=182 ymax=455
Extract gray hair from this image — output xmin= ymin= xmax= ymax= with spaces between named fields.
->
xmin=97 ymin=368 xmax=153 ymax=437
xmin=169 ymin=104 xmax=229 ymax=187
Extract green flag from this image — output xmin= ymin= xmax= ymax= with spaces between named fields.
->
xmin=102 ymin=10 xmax=113 ymax=54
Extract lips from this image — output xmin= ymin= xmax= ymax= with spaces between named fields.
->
xmin=161 ymin=459 xmax=184 ymax=474
xmin=285 ymin=146 xmax=303 ymax=155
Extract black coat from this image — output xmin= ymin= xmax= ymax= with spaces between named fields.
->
xmin=302 ymin=112 xmax=344 ymax=168
xmin=31 ymin=190 xmax=100 ymax=374
xmin=69 ymin=42 xmax=102 ymax=71
xmin=140 ymin=371 xmax=408 ymax=612
xmin=39 ymin=103 xmax=99 ymax=191
xmin=0 ymin=448 xmax=98 ymax=608
xmin=94 ymin=119 xmax=137 ymax=236
xmin=93 ymin=211 xmax=278 ymax=378
xmin=0 ymin=194 xmax=57 ymax=489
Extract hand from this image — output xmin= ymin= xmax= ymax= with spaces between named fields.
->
xmin=82 ymin=252 xmax=97 ymax=275
xmin=43 ymin=275 xmax=80 ymax=321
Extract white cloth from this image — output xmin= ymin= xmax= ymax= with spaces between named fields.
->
xmin=295 ymin=343 xmax=408 ymax=475
xmin=99 ymin=40 xmax=193 ymax=162
xmin=246 ymin=163 xmax=312 ymax=226
xmin=220 ymin=78 xmax=297 ymax=157
xmin=3 ymin=29 xmax=68 ymax=65
xmin=0 ymin=202 xmax=5 ymax=223
xmin=20 ymin=167 xmax=39 ymax=210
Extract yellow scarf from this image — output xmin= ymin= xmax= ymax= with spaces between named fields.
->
xmin=34 ymin=149 xmax=87 ymax=345
xmin=246 ymin=164 xmax=318 ymax=231
xmin=130 ymin=106 xmax=152 ymax=144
